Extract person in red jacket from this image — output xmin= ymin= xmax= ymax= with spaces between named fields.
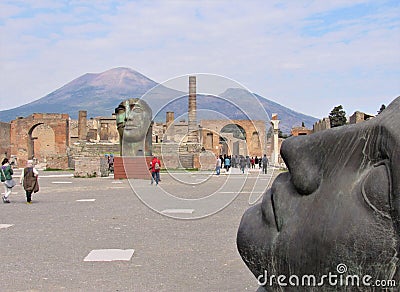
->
xmin=150 ymin=155 xmax=161 ymax=185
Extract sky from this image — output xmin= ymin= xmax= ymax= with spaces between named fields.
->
xmin=0 ymin=0 xmax=399 ymax=118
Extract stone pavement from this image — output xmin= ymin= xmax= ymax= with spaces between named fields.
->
xmin=0 ymin=167 xmax=279 ymax=292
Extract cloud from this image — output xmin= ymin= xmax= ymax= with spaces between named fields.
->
xmin=0 ymin=0 xmax=398 ymax=117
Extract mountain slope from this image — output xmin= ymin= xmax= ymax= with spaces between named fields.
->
xmin=0 ymin=68 xmax=318 ymax=133
xmin=0 ymin=67 xmax=158 ymax=121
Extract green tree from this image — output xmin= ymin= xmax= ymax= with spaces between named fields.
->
xmin=329 ymin=105 xmax=347 ymax=128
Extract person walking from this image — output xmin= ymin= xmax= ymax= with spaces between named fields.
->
xmin=20 ymin=160 xmax=39 ymax=204
xmin=216 ymin=156 xmax=222 ymax=175
xmin=150 ymin=155 xmax=161 ymax=185
xmin=1 ymin=158 xmax=15 ymax=203
xmin=251 ymin=157 xmax=255 ymax=169
xmin=224 ymin=156 xmax=231 ymax=173
xmin=239 ymin=156 xmax=246 ymax=174
xmin=262 ymin=154 xmax=269 ymax=174
xmin=246 ymin=156 xmax=251 ymax=169
xmin=108 ymin=154 xmax=114 ymax=173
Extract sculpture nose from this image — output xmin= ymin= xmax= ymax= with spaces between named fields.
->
xmin=280 ymin=134 xmax=323 ymax=195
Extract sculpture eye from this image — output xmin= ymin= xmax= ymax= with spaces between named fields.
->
xmin=361 ymin=161 xmax=391 ymax=219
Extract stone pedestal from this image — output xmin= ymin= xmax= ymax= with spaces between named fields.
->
xmin=113 ymin=156 xmax=152 ymax=179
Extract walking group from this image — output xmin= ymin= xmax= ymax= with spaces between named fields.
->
xmin=1 ymin=158 xmax=39 ymax=204
xmin=215 ymin=154 xmax=269 ymax=175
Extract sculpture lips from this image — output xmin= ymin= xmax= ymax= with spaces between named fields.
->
xmin=261 ymin=189 xmax=280 ymax=232
xmin=124 ymin=124 xmax=139 ymax=130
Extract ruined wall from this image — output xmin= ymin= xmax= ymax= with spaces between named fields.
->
xmin=69 ymin=119 xmax=79 ymax=144
xmin=0 ymin=122 xmax=11 ymax=160
xmin=99 ymin=116 xmax=118 ymax=142
xmin=74 ymin=157 xmax=101 ymax=177
xmin=313 ymin=117 xmax=331 ymax=132
xmin=70 ymin=115 xmax=118 ymax=144
xmin=349 ymin=111 xmax=375 ymax=124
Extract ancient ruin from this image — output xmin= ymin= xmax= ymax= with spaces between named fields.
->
xmin=1 ymin=74 xmax=380 ymax=177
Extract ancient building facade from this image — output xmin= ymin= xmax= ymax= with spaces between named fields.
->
xmin=291 ymin=126 xmax=313 ymax=136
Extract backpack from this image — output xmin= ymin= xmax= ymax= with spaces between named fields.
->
xmin=154 ymin=162 xmax=160 ymax=170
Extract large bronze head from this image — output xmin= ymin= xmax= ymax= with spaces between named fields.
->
xmin=237 ymin=97 xmax=400 ymax=291
xmin=115 ymin=98 xmax=152 ymax=156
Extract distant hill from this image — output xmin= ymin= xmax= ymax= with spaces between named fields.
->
xmin=0 ymin=67 xmax=318 ymax=133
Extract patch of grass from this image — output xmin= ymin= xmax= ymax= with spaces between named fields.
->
xmin=43 ymin=168 xmax=64 ymax=171
xmin=74 ymin=172 xmax=97 ymax=178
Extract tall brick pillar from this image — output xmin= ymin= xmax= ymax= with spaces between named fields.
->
xmin=187 ymin=76 xmax=198 ymax=143
xmin=78 ymin=110 xmax=87 ymax=141
xmin=166 ymin=111 xmax=175 ymax=141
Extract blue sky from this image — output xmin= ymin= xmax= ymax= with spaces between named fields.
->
xmin=0 ymin=0 xmax=399 ymax=118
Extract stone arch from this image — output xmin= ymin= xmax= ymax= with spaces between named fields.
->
xmin=10 ymin=113 xmax=69 ymax=168
xmin=29 ymin=123 xmax=56 ymax=162
xmin=200 ymin=119 xmax=266 ymax=157
xmin=220 ymin=124 xmax=247 ymax=140
xmin=219 ymin=124 xmax=247 ymax=156
xmin=27 ymin=122 xmax=44 ymax=160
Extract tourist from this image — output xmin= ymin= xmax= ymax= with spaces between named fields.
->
xmin=254 ymin=156 xmax=259 ymax=168
xmin=108 ymin=154 xmax=114 ymax=173
xmin=1 ymin=158 xmax=15 ymax=203
xmin=230 ymin=155 xmax=236 ymax=168
xmin=20 ymin=160 xmax=39 ymax=204
xmin=224 ymin=156 xmax=231 ymax=173
xmin=246 ymin=156 xmax=251 ymax=169
xmin=262 ymin=154 xmax=269 ymax=174
xmin=239 ymin=156 xmax=246 ymax=174
xmin=216 ymin=156 xmax=222 ymax=175
xmin=150 ymin=155 xmax=161 ymax=185
xmin=251 ymin=157 xmax=255 ymax=169
xmin=233 ymin=155 xmax=238 ymax=168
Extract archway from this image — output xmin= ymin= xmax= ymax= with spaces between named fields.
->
xmin=220 ymin=124 xmax=247 ymax=156
xmin=28 ymin=123 xmax=43 ymax=160
xmin=29 ymin=123 xmax=56 ymax=163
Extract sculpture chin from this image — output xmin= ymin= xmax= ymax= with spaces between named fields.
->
xmin=237 ymin=188 xmax=279 ymax=281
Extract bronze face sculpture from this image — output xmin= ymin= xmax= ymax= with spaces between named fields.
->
xmin=115 ymin=98 xmax=152 ymax=156
xmin=237 ymin=96 xmax=400 ymax=291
